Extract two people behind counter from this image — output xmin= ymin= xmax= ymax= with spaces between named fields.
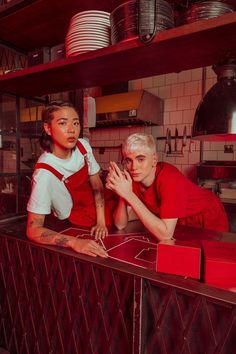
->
xmin=26 ymin=100 xmax=117 ymax=257
xmin=26 ymin=102 xmax=228 ymax=255
xmin=106 ymin=133 xmax=229 ymax=242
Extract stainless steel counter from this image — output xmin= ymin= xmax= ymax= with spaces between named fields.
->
xmin=0 ymin=217 xmax=236 ymax=353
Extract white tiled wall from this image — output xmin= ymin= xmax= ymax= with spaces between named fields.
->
xmin=3 ymin=67 xmax=236 ymax=180
xmin=90 ymin=66 xmax=236 ymax=182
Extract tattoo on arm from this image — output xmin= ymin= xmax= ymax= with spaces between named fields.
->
xmin=28 ymin=215 xmax=69 ymax=247
xmin=93 ymin=188 xmax=104 ymax=208
xmin=41 ymin=231 xmax=69 ymax=247
xmin=95 ymin=200 xmax=104 ymax=208
xmin=40 ymin=230 xmax=57 ymax=243
xmin=55 ymin=237 xmax=69 ymax=246
xmin=41 ymin=230 xmax=57 ymax=238
xmin=28 ymin=217 xmax=44 ymax=228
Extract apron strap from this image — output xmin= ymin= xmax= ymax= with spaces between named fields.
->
xmin=34 ymin=162 xmax=64 ymax=181
xmin=76 ymin=140 xmax=87 ymax=156
xmin=34 ymin=141 xmax=88 ymax=181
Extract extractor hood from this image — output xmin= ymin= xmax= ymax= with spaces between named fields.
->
xmin=94 ymin=90 xmax=163 ymax=127
xmin=192 ymin=59 xmax=236 ymax=141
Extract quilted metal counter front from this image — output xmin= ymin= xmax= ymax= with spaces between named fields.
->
xmin=0 ymin=231 xmax=236 ymax=354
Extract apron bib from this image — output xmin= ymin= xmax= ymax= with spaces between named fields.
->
xmin=35 ymin=141 xmax=116 ymax=227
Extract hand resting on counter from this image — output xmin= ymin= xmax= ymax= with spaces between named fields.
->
xmin=27 ymin=212 xmax=108 ymax=258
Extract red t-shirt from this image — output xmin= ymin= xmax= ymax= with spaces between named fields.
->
xmin=132 ymin=162 xmax=228 ymax=232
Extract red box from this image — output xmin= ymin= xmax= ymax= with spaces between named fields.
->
xmin=156 ymin=240 xmax=201 ymax=279
xmin=202 ymin=240 xmax=236 ymax=290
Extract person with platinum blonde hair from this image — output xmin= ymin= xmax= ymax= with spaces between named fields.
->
xmin=122 ymin=133 xmax=157 ymax=155
xmin=106 ymin=133 xmax=228 ymax=241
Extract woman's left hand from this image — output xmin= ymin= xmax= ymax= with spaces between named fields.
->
xmin=91 ymin=223 xmax=108 ymax=240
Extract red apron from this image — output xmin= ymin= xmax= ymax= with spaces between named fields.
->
xmin=34 ymin=141 xmax=116 ymax=227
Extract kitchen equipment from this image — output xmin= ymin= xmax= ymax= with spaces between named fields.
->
xmin=197 ymin=161 xmax=236 ymax=180
xmin=164 ymin=128 xmax=170 ymax=153
xmin=197 ymin=161 xmax=236 ymax=197
xmin=65 ymin=10 xmax=110 ymax=57
xmin=110 ymin=0 xmax=174 ymax=45
xmin=83 ymin=91 xmax=96 ymax=128
xmin=20 ymin=105 xmax=44 ymax=122
xmin=167 ymin=128 xmax=172 ymax=153
xmin=189 ymin=136 xmax=195 ymax=153
xmin=95 ymin=90 xmax=163 ymax=127
xmin=181 ymin=125 xmax=187 ymax=153
xmin=184 ymin=1 xmax=234 ymax=24
xmin=138 ymin=0 xmax=156 ymax=43
xmin=219 ymin=186 xmax=236 ymax=199
xmin=165 ymin=127 xmax=189 ymax=156
xmin=192 ymin=58 xmax=236 ymax=141
xmin=174 ymin=128 xmax=178 ymax=152
xmin=28 ymin=47 xmax=50 ymax=67
xmin=50 ymin=43 xmax=65 ymax=61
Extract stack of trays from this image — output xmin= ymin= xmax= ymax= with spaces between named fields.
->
xmin=185 ymin=1 xmax=234 ymax=24
xmin=65 ymin=10 xmax=110 ymax=57
xmin=110 ymin=0 xmax=138 ymax=44
xmin=110 ymin=0 xmax=174 ymax=45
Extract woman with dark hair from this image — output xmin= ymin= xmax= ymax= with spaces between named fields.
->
xmin=27 ymin=101 xmax=114 ymax=257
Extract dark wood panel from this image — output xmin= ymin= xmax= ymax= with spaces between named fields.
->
xmin=1 ymin=11 xmax=236 ymax=97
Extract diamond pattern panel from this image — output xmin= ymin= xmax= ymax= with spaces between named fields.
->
xmin=0 ymin=44 xmax=27 ymax=74
xmin=0 ymin=236 xmax=134 ymax=354
xmin=141 ymin=279 xmax=236 ymax=354
xmin=1 ymin=233 xmax=236 ymax=354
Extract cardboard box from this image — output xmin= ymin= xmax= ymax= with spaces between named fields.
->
xmin=156 ymin=240 xmax=201 ymax=279
xmin=51 ymin=43 xmax=65 ymax=61
xmin=28 ymin=47 xmax=50 ymax=67
xmin=202 ymin=240 xmax=236 ymax=290
xmin=20 ymin=105 xmax=44 ymax=122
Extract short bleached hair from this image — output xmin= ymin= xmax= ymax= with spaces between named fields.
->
xmin=122 ymin=133 xmax=157 ymax=155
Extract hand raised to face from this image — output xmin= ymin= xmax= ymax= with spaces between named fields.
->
xmin=106 ymin=161 xmax=133 ymax=200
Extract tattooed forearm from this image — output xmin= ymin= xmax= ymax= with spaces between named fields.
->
xmin=40 ymin=231 xmax=69 ymax=246
xmin=55 ymin=237 xmax=69 ymax=246
xmin=95 ymin=200 xmax=104 ymax=208
xmin=41 ymin=230 xmax=56 ymax=237
xmin=27 ymin=213 xmax=71 ymax=248
xmin=28 ymin=217 xmax=44 ymax=228
xmin=93 ymin=188 xmax=104 ymax=198
xmin=40 ymin=230 xmax=57 ymax=242
xmin=93 ymin=188 xmax=105 ymax=208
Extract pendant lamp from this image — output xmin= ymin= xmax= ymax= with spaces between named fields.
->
xmin=192 ymin=58 xmax=236 ymax=141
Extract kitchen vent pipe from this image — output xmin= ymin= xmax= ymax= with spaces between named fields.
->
xmin=192 ymin=58 xmax=236 ymax=141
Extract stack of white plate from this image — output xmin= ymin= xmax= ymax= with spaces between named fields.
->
xmin=65 ymin=10 xmax=110 ymax=57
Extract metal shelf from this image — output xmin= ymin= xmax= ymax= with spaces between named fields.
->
xmin=1 ymin=11 xmax=236 ymax=97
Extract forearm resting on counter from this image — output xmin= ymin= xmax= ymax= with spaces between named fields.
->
xmin=26 ymin=212 xmax=108 ymax=257
xmin=27 ymin=212 xmax=72 ymax=248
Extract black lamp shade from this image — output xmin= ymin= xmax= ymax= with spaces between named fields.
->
xmin=193 ymin=72 xmax=236 ymax=141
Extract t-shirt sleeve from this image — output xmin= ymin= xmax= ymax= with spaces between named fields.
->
xmin=27 ymin=170 xmax=52 ymax=215
xmin=157 ymin=165 xmax=189 ymax=218
xmin=78 ymin=138 xmax=100 ymax=175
